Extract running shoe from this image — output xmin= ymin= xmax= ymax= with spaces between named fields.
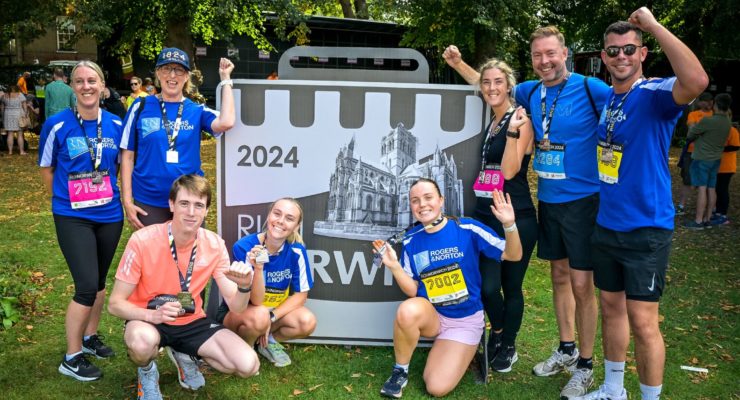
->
xmin=532 ymin=348 xmax=579 ymax=376
xmin=560 ymin=367 xmax=594 ymax=399
xmin=492 ymin=345 xmax=518 ymax=373
xmin=675 ymin=204 xmax=685 ymax=215
xmin=574 ymin=384 xmax=627 ymax=400
xmin=682 ymin=220 xmax=704 ymax=230
xmin=166 ymin=347 xmax=205 ymax=390
xmin=380 ymin=367 xmax=408 ymax=398
xmin=137 ymin=362 xmax=163 ymax=400
xmin=710 ymin=215 xmax=730 ymax=226
xmin=487 ymin=330 xmax=502 ymax=364
xmin=82 ymin=334 xmax=115 ymax=358
xmin=58 ymin=353 xmax=102 ymax=381
xmin=258 ymin=342 xmax=292 ymax=367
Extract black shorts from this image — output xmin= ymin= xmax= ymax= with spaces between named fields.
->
xmin=591 ymin=225 xmax=672 ymax=302
xmin=127 ymin=317 xmax=226 ymax=357
xmin=537 ymin=193 xmax=599 ymax=270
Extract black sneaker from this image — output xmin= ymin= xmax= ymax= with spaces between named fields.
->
xmin=487 ymin=331 xmax=502 ymax=364
xmin=83 ymin=334 xmax=115 ymax=358
xmin=492 ymin=345 xmax=518 ymax=373
xmin=58 ymin=353 xmax=102 ymax=381
xmin=380 ymin=367 xmax=408 ymax=398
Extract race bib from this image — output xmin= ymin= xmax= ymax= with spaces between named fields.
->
xmin=420 ymin=263 xmax=468 ymax=307
xmin=533 ymin=141 xmax=566 ymax=179
xmin=67 ymin=171 xmax=113 ymax=209
xmin=597 ymin=141 xmax=624 ymax=184
xmin=473 ymin=164 xmax=504 ymax=198
xmin=263 ymin=286 xmax=289 ymax=309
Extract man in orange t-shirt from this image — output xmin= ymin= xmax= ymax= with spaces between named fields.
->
xmin=109 ymin=174 xmax=258 ymax=399
xmin=16 ymin=71 xmax=30 ymax=94
xmin=712 ymin=125 xmax=739 ymax=225
xmin=677 ymin=92 xmax=713 ymax=214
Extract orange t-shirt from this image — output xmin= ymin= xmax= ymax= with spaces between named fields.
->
xmin=116 ymin=223 xmax=230 ymax=326
xmin=719 ymin=126 xmax=740 ymax=173
xmin=686 ymin=110 xmax=713 ymax=152
xmin=17 ymin=76 xmax=28 ymax=94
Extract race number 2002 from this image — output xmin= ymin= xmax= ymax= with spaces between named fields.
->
xmin=237 ymin=145 xmax=299 ymax=168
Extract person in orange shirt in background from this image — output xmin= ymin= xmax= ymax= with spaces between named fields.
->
xmin=712 ymin=122 xmax=739 ymax=225
xmin=17 ymin=71 xmax=31 ymax=94
xmin=676 ymin=92 xmax=713 ymax=214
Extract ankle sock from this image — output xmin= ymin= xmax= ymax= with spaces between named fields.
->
xmin=65 ymin=351 xmax=82 ymax=361
xmin=576 ymin=356 xmax=593 ymax=370
xmin=558 ymin=341 xmax=576 ymax=356
xmin=640 ymin=383 xmax=662 ymax=400
xmin=394 ymin=363 xmax=409 ymax=373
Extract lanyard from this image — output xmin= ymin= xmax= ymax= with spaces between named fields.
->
xmin=604 ymin=78 xmax=643 ymax=145
xmin=167 ymin=223 xmax=197 ymax=292
xmin=157 ymin=95 xmax=185 ymax=151
xmin=74 ymin=108 xmax=103 ymax=171
xmin=539 ymin=73 xmax=570 ymax=140
xmin=259 ymin=232 xmax=284 ymax=256
xmin=480 ymin=107 xmax=515 ymax=170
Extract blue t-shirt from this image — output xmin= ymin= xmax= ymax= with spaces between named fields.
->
xmin=400 ymin=218 xmax=504 ymax=319
xmin=514 ymin=73 xmax=610 ymax=203
xmin=120 ymin=96 xmax=220 ymax=208
xmin=38 ymin=109 xmax=123 ymax=223
xmin=232 ymin=233 xmax=313 ymax=308
xmin=597 ymin=77 xmax=684 ymax=232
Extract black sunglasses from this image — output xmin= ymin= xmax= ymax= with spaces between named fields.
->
xmin=604 ymin=45 xmax=642 ymax=58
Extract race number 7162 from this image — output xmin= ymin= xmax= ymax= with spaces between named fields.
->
xmin=237 ymin=145 xmax=299 ymax=168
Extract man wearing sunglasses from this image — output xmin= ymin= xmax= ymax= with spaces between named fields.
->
xmin=577 ymin=7 xmax=708 ymax=400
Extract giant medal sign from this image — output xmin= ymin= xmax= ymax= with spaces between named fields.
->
xmin=217 ymin=47 xmax=488 ymax=345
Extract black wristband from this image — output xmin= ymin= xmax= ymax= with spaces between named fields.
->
xmin=237 ymin=285 xmax=252 ymax=293
xmin=506 ymin=130 xmax=520 ymax=139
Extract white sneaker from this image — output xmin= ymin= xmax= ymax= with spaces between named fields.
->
xmin=166 ymin=347 xmax=205 ymax=390
xmin=560 ymin=368 xmax=594 ymax=399
xmin=137 ymin=362 xmax=163 ymax=400
xmin=574 ymin=384 xmax=627 ymax=400
xmin=532 ymin=348 xmax=580 ymax=376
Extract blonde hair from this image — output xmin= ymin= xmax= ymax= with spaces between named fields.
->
xmin=478 ymin=58 xmax=516 ymax=103
xmin=71 ymin=60 xmax=106 ymax=86
xmin=530 ymin=26 xmax=566 ymax=47
xmin=262 ymin=198 xmax=305 ymax=245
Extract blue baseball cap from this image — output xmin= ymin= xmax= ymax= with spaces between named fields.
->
xmin=156 ymin=47 xmax=190 ymax=71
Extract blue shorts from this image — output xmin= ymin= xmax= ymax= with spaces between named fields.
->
xmin=690 ymin=159 xmax=720 ymax=188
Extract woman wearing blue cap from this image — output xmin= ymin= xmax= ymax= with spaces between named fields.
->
xmin=120 ymin=47 xmax=235 ymax=228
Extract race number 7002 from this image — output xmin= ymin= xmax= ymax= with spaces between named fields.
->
xmin=236 ymin=145 xmax=298 ymax=168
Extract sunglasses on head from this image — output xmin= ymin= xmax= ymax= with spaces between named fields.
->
xmin=604 ymin=44 xmax=642 ymax=58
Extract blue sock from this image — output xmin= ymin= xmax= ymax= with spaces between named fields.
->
xmin=65 ymin=351 xmax=82 ymax=361
xmin=603 ymin=360 xmax=625 ymax=395
xmin=640 ymin=383 xmax=662 ymax=400
xmin=394 ymin=363 xmax=409 ymax=373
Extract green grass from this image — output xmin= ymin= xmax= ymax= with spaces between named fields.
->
xmin=0 ymin=137 xmax=737 ymax=399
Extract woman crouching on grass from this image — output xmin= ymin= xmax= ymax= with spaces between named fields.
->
xmin=218 ymin=198 xmax=316 ymax=367
xmin=373 ymin=178 xmax=521 ymax=398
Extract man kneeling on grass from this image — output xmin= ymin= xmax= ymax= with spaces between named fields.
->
xmin=108 ymin=174 xmax=258 ymax=400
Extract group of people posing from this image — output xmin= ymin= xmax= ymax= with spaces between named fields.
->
xmin=39 ymin=6 xmax=711 ymax=400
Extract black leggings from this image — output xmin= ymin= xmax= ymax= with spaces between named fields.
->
xmin=477 ymin=212 xmax=538 ymax=347
xmin=715 ymin=173 xmax=733 ymax=215
xmin=54 ymin=215 xmax=123 ymax=307
xmin=135 ymin=200 xmax=173 ymax=226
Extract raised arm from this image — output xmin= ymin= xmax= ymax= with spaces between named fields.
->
xmin=372 ymin=240 xmax=419 ymax=297
xmin=442 ymin=45 xmax=481 ymax=86
xmin=628 ymin=7 xmax=708 ymax=105
xmin=210 ymin=58 xmax=236 ymax=133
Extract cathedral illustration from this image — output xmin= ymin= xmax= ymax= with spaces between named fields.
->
xmin=313 ymin=122 xmax=464 ymax=240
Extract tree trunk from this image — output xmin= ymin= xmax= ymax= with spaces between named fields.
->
xmin=165 ymin=17 xmax=194 ymax=66
xmin=354 ymin=0 xmax=368 ymax=19
xmin=338 ymin=0 xmax=355 ymax=18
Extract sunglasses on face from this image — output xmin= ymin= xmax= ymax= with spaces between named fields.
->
xmin=131 ymin=82 xmax=139 ymax=86
xmin=604 ymin=44 xmax=642 ymax=58
xmin=159 ymin=66 xmax=187 ymax=76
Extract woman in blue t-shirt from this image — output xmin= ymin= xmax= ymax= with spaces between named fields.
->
xmin=220 ymin=198 xmax=316 ymax=368
xmin=120 ymin=47 xmax=236 ymax=229
xmin=38 ymin=61 xmax=123 ymax=382
xmin=372 ymin=178 xmax=522 ymax=398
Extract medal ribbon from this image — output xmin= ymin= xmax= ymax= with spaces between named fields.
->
xmin=74 ymin=108 xmax=103 ymax=171
xmin=539 ymin=73 xmax=570 ymax=141
xmin=167 ymin=223 xmax=197 ymax=292
xmin=480 ymin=107 xmax=515 ymax=170
xmin=157 ymin=95 xmax=185 ymax=151
xmin=604 ymin=78 xmax=644 ymax=146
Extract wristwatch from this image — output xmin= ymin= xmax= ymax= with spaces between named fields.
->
xmin=506 ymin=129 xmax=520 ymax=139
xmin=269 ymin=311 xmax=278 ymax=323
